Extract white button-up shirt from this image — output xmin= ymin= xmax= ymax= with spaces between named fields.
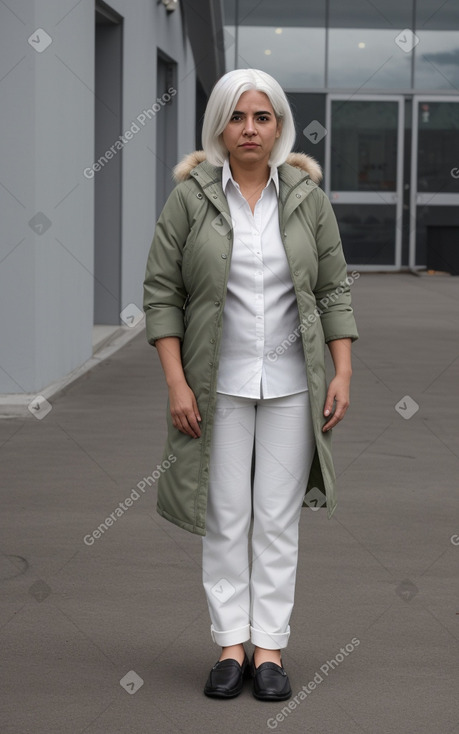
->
xmin=216 ymin=159 xmax=308 ymax=399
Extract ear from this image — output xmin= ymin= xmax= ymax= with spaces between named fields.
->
xmin=275 ymin=120 xmax=282 ymax=139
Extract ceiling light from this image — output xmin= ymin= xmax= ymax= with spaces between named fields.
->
xmin=162 ymin=0 xmax=178 ymax=11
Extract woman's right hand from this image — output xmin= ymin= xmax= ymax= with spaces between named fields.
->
xmin=168 ymin=381 xmax=202 ymax=438
xmin=155 ymin=337 xmax=201 ymax=439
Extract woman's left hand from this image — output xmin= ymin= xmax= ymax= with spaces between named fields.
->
xmin=322 ymin=375 xmax=351 ymax=432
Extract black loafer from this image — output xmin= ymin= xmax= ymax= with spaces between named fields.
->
xmin=204 ymin=653 xmax=249 ymax=698
xmin=251 ymin=656 xmax=292 ymax=701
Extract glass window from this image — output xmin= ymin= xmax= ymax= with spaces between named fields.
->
xmin=328 ymin=0 xmax=413 ymax=89
xmin=415 ymin=206 xmax=459 ymax=269
xmin=415 ymin=0 xmax=459 ymax=29
xmin=417 ymin=101 xmax=459 ymax=193
xmin=287 ymin=94 xmax=326 ymax=182
xmin=234 ymin=0 xmax=324 ymax=28
xmin=414 ymin=32 xmax=459 ymax=89
xmin=334 ymin=204 xmax=396 ymax=265
xmin=223 ymin=25 xmax=237 ymax=71
xmin=223 ymin=0 xmax=326 ymax=89
xmin=331 ymin=100 xmax=399 ymax=191
xmin=236 ymin=27 xmax=325 ymax=88
xmin=414 ymin=0 xmax=459 ymax=89
xmin=328 ymin=0 xmax=412 ymax=28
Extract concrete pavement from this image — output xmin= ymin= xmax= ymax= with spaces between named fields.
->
xmin=1 ymin=273 xmax=458 ymax=734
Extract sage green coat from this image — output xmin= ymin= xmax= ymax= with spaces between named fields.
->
xmin=143 ymin=151 xmax=358 ymax=536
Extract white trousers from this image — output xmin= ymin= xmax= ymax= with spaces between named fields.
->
xmin=202 ymin=391 xmax=316 ymax=650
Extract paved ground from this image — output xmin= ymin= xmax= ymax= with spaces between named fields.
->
xmin=1 ymin=273 xmax=458 ymax=734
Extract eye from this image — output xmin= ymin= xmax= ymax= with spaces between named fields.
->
xmin=230 ymin=114 xmax=242 ymax=122
xmin=257 ymin=115 xmax=269 ymax=122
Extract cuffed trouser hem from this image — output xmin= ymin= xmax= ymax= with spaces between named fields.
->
xmin=250 ymin=625 xmax=291 ymax=650
xmin=210 ymin=623 xmax=251 ymax=647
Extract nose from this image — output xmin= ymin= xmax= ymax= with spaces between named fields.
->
xmin=243 ymin=116 xmax=257 ymax=135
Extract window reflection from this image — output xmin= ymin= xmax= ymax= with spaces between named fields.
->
xmin=223 ymin=25 xmax=236 ymax=71
xmin=235 ymin=26 xmax=325 ymax=88
xmin=328 ymin=29 xmax=412 ymax=89
xmin=328 ymin=0 xmax=411 ymax=29
xmin=331 ymin=101 xmax=398 ymax=191
xmin=417 ymin=102 xmax=459 ymax=193
xmin=334 ymin=204 xmax=396 ymax=265
xmin=414 ymin=32 xmax=459 ymax=90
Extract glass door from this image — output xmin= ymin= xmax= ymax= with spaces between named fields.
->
xmin=410 ymin=97 xmax=459 ymax=271
xmin=325 ymin=95 xmax=404 ymax=270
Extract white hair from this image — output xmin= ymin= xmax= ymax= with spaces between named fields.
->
xmin=201 ymin=69 xmax=296 ymax=168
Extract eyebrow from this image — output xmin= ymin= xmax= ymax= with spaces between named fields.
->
xmin=231 ymin=110 xmax=273 ymax=116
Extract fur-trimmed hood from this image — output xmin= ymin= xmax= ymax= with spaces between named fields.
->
xmin=173 ymin=150 xmax=323 ymax=185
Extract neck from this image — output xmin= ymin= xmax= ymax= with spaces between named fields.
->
xmin=228 ymin=156 xmax=270 ymax=188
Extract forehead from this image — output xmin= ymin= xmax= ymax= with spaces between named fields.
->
xmin=233 ymin=89 xmax=273 ymax=111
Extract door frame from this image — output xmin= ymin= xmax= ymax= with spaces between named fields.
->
xmin=325 ymin=94 xmax=405 ymax=271
xmin=409 ymin=95 xmax=459 ymax=270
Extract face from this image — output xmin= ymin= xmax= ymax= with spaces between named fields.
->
xmin=221 ymin=89 xmax=281 ymax=168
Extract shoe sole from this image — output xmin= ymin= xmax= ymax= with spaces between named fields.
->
xmin=253 ymin=689 xmax=292 ymax=701
xmin=204 ymin=686 xmax=244 ymax=699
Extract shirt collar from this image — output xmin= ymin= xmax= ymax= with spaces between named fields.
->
xmin=222 ymin=157 xmax=279 ymax=195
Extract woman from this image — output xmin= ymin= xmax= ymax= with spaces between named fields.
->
xmin=143 ymin=69 xmax=358 ymax=701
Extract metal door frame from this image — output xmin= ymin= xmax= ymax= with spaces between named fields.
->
xmin=325 ymin=94 xmax=405 ymax=271
xmin=409 ymin=95 xmax=459 ymax=270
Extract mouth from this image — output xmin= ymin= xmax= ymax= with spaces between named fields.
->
xmin=240 ymin=142 xmax=260 ymax=148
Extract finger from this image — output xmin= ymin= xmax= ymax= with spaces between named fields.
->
xmin=323 ymin=391 xmax=335 ymax=417
xmin=171 ymin=411 xmax=195 ymax=437
xmin=322 ymin=402 xmax=349 ymax=432
xmin=179 ymin=420 xmax=196 ymax=438
xmin=185 ymin=412 xmax=201 ymax=438
xmin=191 ymin=397 xmax=202 ymax=423
xmin=188 ymin=397 xmax=202 ymax=437
xmin=173 ymin=409 xmax=201 ymax=438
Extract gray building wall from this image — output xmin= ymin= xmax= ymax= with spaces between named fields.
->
xmin=0 ymin=0 xmax=197 ymax=394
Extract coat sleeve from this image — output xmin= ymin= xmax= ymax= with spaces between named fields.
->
xmin=312 ymin=188 xmax=359 ymax=343
xmin=143 ymin=185 xmax=191 ymax=346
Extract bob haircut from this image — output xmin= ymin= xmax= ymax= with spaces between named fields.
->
xmin=201 ymin=69 xmax=296 ymax=168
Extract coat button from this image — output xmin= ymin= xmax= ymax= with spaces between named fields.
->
xmin=294 ymin=270 xmax=300 ymax=276
xmin=214 ymin=301 xmax=220 ymax=306
xmin=208 ymin=361 xmax=213 ymax=366
xmin=212 ymin=194 xmax=218 ymax=199
xmin=196 ymin=192 xmax=203 ymax=199
xmin=221 ymin=253 xmax=227 ymax=259
xmin=210 ymin=338 xmax=215 ymax=344
xmin=296 ymin=193 xmax=301 ymax=198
